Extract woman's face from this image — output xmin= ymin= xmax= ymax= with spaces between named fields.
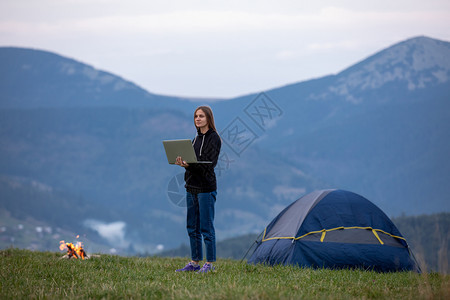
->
xmin=194 ymin=109 xmax=208 ymax=130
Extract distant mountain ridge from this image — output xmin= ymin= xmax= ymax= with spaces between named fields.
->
xmin=0 ymin=47 xmax=192 ymax=108
xmin=326 ymin=36 xmax=450 ymax=102
xmin=1 ymin=36 xmax=449 ymax=254
xmin=269 ymin=36 xmax=450 ymax=104
xmin=2 ymin=36 xmax=449 ymax=109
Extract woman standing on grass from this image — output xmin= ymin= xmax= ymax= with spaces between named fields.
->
xmin=175 ymin=106 xmax=221 ymax=274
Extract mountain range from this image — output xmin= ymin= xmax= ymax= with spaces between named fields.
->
xmin=0 ymin=36 xmax=449 ymax=254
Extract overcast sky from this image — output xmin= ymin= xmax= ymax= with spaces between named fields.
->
xmin=1 ymin=0 xmax=449 ymax=98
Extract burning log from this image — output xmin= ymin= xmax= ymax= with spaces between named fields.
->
xmin=67 ymin=243 xmax=79 ymax=259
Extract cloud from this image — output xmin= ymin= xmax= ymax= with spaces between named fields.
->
xmin=275 ymin=50 xmax=297 ymax=60
xmin=306 ymin=40 xmax=361 ymax=52
xmin=84 ymin=220 xmax=129 ymax=248
xmin=273 ymin=185 xmax=306 ymax=201
xmin=3 ymin=7 xmax=448 ymax=37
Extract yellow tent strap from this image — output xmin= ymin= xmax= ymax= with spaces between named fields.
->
xmin=320 ymin=230 xmax=326 ymax=242
xmin=261 ymin=226 xmax=406 ymax=242
xmin=372 ymin=229 xmax=384 ymax=245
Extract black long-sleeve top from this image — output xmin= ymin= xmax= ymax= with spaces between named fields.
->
xmin=184 ymin=128 xmax=221 ymax=194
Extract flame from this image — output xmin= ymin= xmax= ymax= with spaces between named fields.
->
xmin=59 ymin=239 xmax=87 ymax=259
xmin=76 ymin=235 xmax=79 ymax=239
xmin=59 ymin=240 xmax=67 ymax=251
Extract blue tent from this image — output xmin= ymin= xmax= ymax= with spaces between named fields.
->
xmin=248 ymin=189 xmax=419 ymax=272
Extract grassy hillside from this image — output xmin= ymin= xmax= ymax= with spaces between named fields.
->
xmin=1 ymin=249 xmax=448 ymax=299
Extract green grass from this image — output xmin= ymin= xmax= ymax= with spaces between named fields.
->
xmin=1 ymin=249 xmax=448 ymax=299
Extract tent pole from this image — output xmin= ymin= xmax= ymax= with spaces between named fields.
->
xmin=240 ymin=230 xmax=265 ymax=263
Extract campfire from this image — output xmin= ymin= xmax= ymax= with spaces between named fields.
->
xmin=59 ymin=236 xmax=88 ymax=259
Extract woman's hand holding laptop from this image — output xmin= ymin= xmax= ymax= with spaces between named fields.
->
xmin=175 ymin=156 xmax=189 ymax=168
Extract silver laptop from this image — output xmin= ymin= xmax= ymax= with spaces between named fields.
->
xmin=163 ymin=139 xmax=212 ymax=164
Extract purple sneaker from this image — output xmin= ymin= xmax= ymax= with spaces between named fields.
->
xmin=175 ymin=262 xmax=200 ymax=272
xmin=197 ymin=263 xmax=215 ymax=274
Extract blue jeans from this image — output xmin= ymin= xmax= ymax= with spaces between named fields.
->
xmin=186 ymin=191 xmax=217 ymax=262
